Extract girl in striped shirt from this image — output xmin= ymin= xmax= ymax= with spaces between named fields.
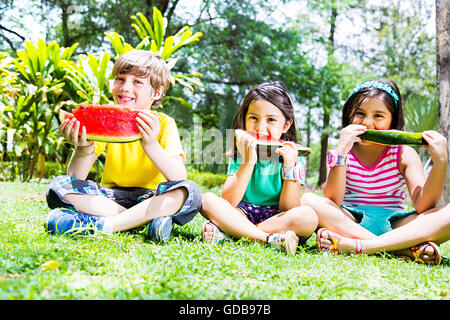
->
xmin=301 ymin=79 xmax=450 ymax=265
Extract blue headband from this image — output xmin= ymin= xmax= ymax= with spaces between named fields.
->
xmin=348 ymin=80 xmax=399 ymax=106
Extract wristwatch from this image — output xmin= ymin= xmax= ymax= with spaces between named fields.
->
xmin=282 ymin=162 xmax=305 ymax=183
xmin=327 ymin=149 xmax=348 ymax=169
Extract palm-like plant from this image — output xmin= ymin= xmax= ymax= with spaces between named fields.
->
xmin=105 ymin=7 xmax=204 ymax=107
xmin=0 ymin=39 xmax=78 ymax=181
xmin=404 ymin=94 xmax=438 ymax=173
xmin=63 ymin=52 xmax=112 ymax=104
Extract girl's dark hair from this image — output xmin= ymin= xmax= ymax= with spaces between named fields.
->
xmin=231 ymin=81 xmax=297 ymax=142
xmin=342 ymin=79 xmax=404 ymax=130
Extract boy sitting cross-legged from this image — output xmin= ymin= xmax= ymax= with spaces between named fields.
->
xmin=45 ymin=49 xmax=202 ymax=241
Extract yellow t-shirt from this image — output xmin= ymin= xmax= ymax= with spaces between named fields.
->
xmin=94 ymin=112 xmax=185 ymax=190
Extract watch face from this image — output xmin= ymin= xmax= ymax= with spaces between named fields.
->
xmin=327 ymin=151 xmax=335 ymax=165
xmin=337 ymin=154 xmax=347 ymax=166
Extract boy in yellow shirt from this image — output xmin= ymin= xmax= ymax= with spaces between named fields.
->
xmin=45 ymin=50 xmax=202 ymax=241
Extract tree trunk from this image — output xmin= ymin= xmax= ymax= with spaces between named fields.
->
xmin=318 ymin=6 xmax=337 ymax=187
xmin=436 ymin=0 xmax=450 ymax=204
xmin=145 ymin=0 xmax=170 ymax=15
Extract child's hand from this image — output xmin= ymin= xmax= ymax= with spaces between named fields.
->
xmin=136 ymin=111 xmax=160 ymax=146
xmin=59 ymin=118 xmax=92 ymax=147
xmin=276 ymin=141 xmax=298 ymax=168
xmin=235 ymin=130 xmax=258 ymax=164
xmin=337 ymin=124 xmax=367 ymax=155
xmin=422 ymin=130 xmax=448 ymax=166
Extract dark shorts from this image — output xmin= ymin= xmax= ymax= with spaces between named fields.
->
xmin=342 ymin=205 xmax=416 ymax=236
xmin=237 ymin=201 xmax=280 ymax=225
xmin=46 ymin=175 xmax=202 ymax=226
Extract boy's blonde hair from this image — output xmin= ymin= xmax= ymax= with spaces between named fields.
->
xmin=112 ymin=50 xmax=170 ymax=107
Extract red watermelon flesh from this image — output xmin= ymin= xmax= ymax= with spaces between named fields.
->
xmin=235 ymin=129 xmax=311 ymax=156
xmin=59 ymin=104 xmax=143 ymax=142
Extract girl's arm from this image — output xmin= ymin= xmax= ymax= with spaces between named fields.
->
xmin=401 ymin=131 xmax=448 ymax=212
xmin=277 ymin=142 xmax=301 ymax=211
xmin=279 ymin=180 xmax=301 ymax=212
xmin=222 ymin=163 xmax=255 ymax=207
xmin=222 ymin=130 xmax=258 ymax=206
xmin=324 ymin=124 xmax=367 ymax=205
xmin=137 ymin=113 xmax=187 ymax=180
xmin=324 ymin=164 xmax=347 ymax=205
xmin=61 ymin=118 xmax=97 ymax=180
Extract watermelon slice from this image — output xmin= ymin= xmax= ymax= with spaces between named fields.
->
xmin=59 ymin=104 xmax=143 ymax=142
xmin=359 ymin=129 xmax=427 ymax=146
xmin=235 ymin=129 xmax=311 ymax=156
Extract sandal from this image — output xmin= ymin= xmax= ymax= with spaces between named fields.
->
xmin=266 ymin=230 xmax=299 ymax=255
xmin=317 ymin=228 xmax=363 ymax=254
xmin=201 ymin=220 xmax=230 ymax=244
xmin=408 ymin=241 xmax=442 ymax=266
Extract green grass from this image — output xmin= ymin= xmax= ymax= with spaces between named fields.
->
xmin=0 ymin=181 xmax=450 ymax=300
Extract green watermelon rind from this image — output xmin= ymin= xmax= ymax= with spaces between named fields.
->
xmin=235 ymin=129 xmax=311 ymax=156
xmin=359 ymin=129 xmax=427 ymax=146
xmin=59 ymin=108 xmax=142 ymax=143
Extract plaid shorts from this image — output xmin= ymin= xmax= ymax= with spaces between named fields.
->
xmin=46 ymin=175 xmax=202 ymax=226
xmin=237 ymin=201 xmax=280 ymax=225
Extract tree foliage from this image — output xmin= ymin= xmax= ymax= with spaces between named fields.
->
xmin=0 ymin=0 xmax=441 ymax=181
xmin=0 ymin=6 xmax=204 ymax=181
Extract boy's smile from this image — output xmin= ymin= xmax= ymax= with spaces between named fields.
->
xmin=112 ymin=73 xmax=161 ymax=110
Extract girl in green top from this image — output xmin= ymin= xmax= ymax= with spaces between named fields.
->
xmin=200 ymin=81 xmax=318 ymax=254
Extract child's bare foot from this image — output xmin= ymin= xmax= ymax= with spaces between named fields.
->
xmin=318 ymin=228 xmax=442 ymax=265
xmin=317 ymin=228 xmax=362 ymax=254
xmin=395 ymin=242 xmax=442 ymax=266
xmin=201 ymin=220 xmax=230 ymax=244
xmin=266 ymin=231 xmax=299 ymax=254
xmin=201 ymin=220 xmax=215 ymax=242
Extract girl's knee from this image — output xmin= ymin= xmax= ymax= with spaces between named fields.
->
xmin=201 ymin=192 xmax=220 ymax=214
xmin=300 ymin=192 xmax=322 ymax=207
xmin=300 ymin=205 xmax=319 ymax=228
xmin=288 ymin=205 xmax=319 ymax=232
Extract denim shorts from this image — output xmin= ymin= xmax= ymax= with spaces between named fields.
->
xmin=342 ymin=205 xmax=416 ymax=236
xmin=237 ymin=201 xmax=280 ymax=225
xmin=46 ymin=175 xmax=202 ymax=226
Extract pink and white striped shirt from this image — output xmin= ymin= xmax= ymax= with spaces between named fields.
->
xmin=342 ymin=145 xmax=407 ymax=210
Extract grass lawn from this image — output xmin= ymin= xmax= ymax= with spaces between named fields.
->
xmin=0 ymin=180 xmax=449 ymax=300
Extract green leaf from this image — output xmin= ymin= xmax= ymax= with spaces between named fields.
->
xmin=161 ymin=36 xmax=174 ymax=60
xmin=136 ymin=12 xmax=156 ymax=41
xmin=163 ymin=96 xmax=193 ymax=109
xmin=131 ymin=23 xmax=148 ymax=40
xmin=63 ymin=43 xmax=79 ymax=60
xmin=98 ymin=52 xmax=110 ymax=91
xmin=14 ymin=59 xmax=31 ymax=81
xmin=130 ymin=15 xmax=148 ymax=39
xmin=173 ymin=74 xmax=204 ymax=88
xmin=152 ymin=7 xmax=164 ymax=49
xmin=24 ymin=41 xmax=39 ymax=75
xmin=36 ymin=38 xmax=48 ymax=74
xmin=87 ymin=53 xmax=100 ymax=85
xmin=174 ymin=77 xmax=195 ymax=93
xmin=150 ymin=40 xmax=158 ymax=53
xmin=105 ymin=32 xmax=133 ymax=56
xmin=136 ymin=36 xmax=151 ymax=50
